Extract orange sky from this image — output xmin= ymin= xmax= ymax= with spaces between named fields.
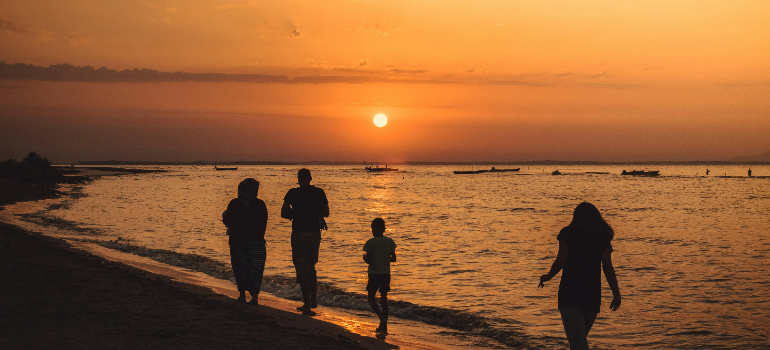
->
xmin=1 ymin=1 xmax=770 ymax=162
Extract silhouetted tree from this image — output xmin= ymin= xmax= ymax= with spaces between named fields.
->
xmin=21 ymin=152 xmax=51 ymax=169
xmin=0 ymin=152 xmax=61 ymax=181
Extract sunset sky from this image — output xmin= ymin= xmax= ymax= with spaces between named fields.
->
xmin=1 ymin=0 xmax=769 ymax=162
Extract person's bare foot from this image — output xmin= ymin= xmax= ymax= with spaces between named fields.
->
xmin=237 ymin=296 xmax=246 ymax=303
xmin=376 ymin=321 xmax=388 ymax=334
xmin=296 ymin=305 xmax=316 ymax=316
xmin=249 ymin=297 xmax=258 ymax=305
xmin=310 ymin=302 xmax=318 ymax=309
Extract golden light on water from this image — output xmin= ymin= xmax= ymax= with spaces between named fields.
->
xmin=373 ymin=114 xmax=388 ymax=128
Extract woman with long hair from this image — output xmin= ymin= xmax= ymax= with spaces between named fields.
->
xmin=539 ymin=202 xmax=621 ymax=349
xmin=223 ymin=178 xmax=268 ymax=305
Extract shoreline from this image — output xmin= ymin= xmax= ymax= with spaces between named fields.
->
xmin=0 ymin=168 xmax=391 ymax=350
xmin=0 ymin=169 xmax=492 ymax=350
xmin=0 ymin=221 xmax=383 ymax=349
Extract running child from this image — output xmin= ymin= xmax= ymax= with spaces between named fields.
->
xmin=363 ymin=218 xmax=397 ymax=334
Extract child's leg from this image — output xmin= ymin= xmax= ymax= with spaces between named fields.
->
xmin=238 ymin=290 xmax=246 ymax=302
xmin=379 ymin=291 xmax=389 ymax=333
xmin=368 ymin=290 xmax=383 ymax=320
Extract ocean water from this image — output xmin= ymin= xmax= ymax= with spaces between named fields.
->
xmin=31 ymin=165 xmax=770 ymax=348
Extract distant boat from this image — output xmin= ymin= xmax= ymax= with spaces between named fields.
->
xmin=488 ymin=167 xmax=520 ymax=173
xmin=621 ymin=170 xmax=659 ymax=176
xmin=215 ymin=166 xmax=238 ymax=171
xmin=552 ymin=170 xmax=562 ymax=175
xmin=453 ymin=167 xmax=520 ymax=174
xmin=365 ymin=165 xmax=399 ymax=172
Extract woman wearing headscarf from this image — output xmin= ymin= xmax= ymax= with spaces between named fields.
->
xmin=538 ymin=202 xmax=622 ymax=350
xmin=222 ymin=178 xmax=268 ymax=305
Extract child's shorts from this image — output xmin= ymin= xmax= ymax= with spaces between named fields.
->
xmin=366 ymin=273 xmax=391 ymax=293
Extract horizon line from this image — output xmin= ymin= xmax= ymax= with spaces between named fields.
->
xmin=68 ymin=160 xmax=770 ymax=166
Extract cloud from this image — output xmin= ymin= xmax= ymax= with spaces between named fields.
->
xmin=1 ymin=18 xmax=49 ymax=38
xmin=331 ymin=59 xmax=371 ymax=72
xmin=0 ymin=62 xmax=289 ymax=83
xmin=215 ymin=1 xmax=256 ymax=10
xmin=0 ymin=61 xmax=401 ymax=84
xmin=587 ymin=83 xmax=639 ymax=89
xmin=389 ymin=68 xmax=426 ymax=74
xmin=290 ymin=75 xmax=378 ymax=84
xmin=0 ymin=18 xmax=89 ymax=45
xmin=0 ymin=19 xmax=26 ymax=33
xmin=489 ymin=80 xmax=548 ymax=87
xmin=3 ymin=62 xmax=624 ymax=87
xmin=346 ymin=102 xmax=461 ymax=109
xmin=283 ymin=19 xmax=302 ymax=38
xmin=355 ymin=21 xmax=402 ymax=37
xmin=715 ymin=81 xmax=770 ymax=88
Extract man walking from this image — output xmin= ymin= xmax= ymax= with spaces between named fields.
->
xmin=281 ymin=168 xmax=329 ymax=316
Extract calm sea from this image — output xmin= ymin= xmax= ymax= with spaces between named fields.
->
xmin=30 ymin=165 xmax=770 ymax=348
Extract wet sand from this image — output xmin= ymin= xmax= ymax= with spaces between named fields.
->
xmin=0 ymin=222 xmax=380 ymax=349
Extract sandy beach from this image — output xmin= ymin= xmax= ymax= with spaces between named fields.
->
xmin=0 ymin=219 xmax=399 ymax=349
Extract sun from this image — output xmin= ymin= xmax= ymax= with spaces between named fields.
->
xmin=373 ymin=114 xmax=388 ymax=127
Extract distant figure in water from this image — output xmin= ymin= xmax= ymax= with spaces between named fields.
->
xmin=282 ymin=168 xmax=329 ymax=316
xmin=539 ymin=202 xmax=621 ymax=350
xmin=748 ymin=168 xmax=752 ymax=177
xmin=363 ymin=218 xmax=397 ymax=334
xmin=706 ymin=169 xmax=710 ymax=175
xmin=222 ymin=178 xmax=268 ymax=305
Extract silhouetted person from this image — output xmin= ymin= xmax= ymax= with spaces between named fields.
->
xmin=363 ymin=218 xmax=397 ymax=334
xmin=748 ymin=168 xmax=752 ymax=177
xmin=281 ymin=168 xmax=329 ymax=316
xmin=539 ymin=202 xmax=621 ymax=350
xmin=706 ymin=169 xmax=709 ymax=175
xmin=222 ymin=178 xmax=268 ymax=305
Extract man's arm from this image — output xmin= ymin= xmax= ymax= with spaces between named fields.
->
xmin=280 ymin=201 xmax=292 ymax=220
xmin=390 ymin=249 xmax=396 ymax=262
xmin=363 ymin=253 xmax=372 ymax=264
xmin=320 ymin=189 xmax=330 ymax=217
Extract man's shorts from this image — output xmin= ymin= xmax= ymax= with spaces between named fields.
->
xmin=291 ymin=231 xmax=321 ymax=284
xmin=366 ymin=273 xmax=391 ymax=294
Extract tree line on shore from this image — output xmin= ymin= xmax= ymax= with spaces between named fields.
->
xmin=0 ymin=152 xmax=65 ymax=182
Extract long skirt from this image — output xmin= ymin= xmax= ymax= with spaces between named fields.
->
xmin=230 ymin=241 xmax=266 ymax=294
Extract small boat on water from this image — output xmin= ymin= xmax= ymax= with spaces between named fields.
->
xmin=552 ymin=170 xmax=562 ymax=175
xmin=453 ymin=167 xmax=520 ymax=174
xmin=621 ymin=170 xmax=659 ymax=176
xmin=365 ymin=165 xmax=399 ymax=172
xmin=215 ymin=166 xmax=238 ymax=171
xmin=489 ymin=167 xmax=520 ymax=173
